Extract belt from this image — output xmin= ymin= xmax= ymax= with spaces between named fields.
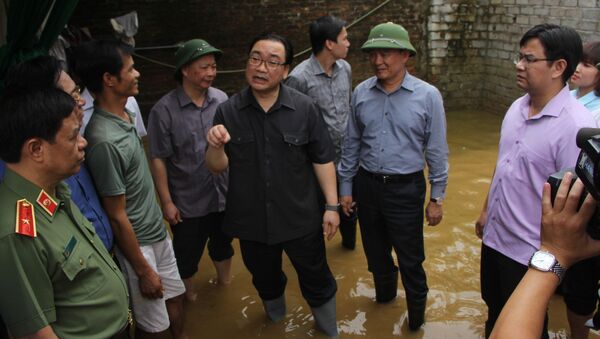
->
xmin=358 ymin=167 xmax=422 ymax=184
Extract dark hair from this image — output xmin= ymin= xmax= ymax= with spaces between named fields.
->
xmin=248 ymin=33 xmax=294 ymax=65
xmin=4 ymin=55 xmax=63 ymax=90
xmin=0 ymin=87 xmax=75 ymax=163
xmin=581 ymin=41 xmax=600 ymax=96
xmin=309 ymin=16 xmax=346 ymax=55
xmin=520 ymin=24 xmax=582 ymax=83
xmin=71 ymin=40 xmax=134 ymax=94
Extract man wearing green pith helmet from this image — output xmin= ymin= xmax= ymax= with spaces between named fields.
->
xmin=338 ymin=22 xmax=449 ymax=331
xmin=147 ymin=39 xmax=233 ymax=302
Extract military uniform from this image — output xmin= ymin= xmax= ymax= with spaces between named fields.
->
xmin=0 ymin=169 xmax=129 ymax=338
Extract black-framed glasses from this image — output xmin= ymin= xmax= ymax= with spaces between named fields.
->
xmin=247 ymin=55 xmax=286 ymax=70
xmin=513 ymin=53 xmax=555 ymax=65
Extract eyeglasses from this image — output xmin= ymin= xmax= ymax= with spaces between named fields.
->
xmin=247 ymin=55 xmax=286 ymax=70
xmin=70 ymin=85 xmax=82 ymax=102
xmin=513 ymin=53 xmax=555 ymax=65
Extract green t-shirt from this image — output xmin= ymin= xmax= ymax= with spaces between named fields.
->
xmin=0 ymin=169 xmax=129 ymax=337
xmin=85 ymin=108 xmax=166 ymax=245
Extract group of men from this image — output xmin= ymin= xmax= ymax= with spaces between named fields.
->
xmin=0 ymin=16 xmax=447 ymax=338
xmin=3 ymin=13 xmax=590 ymax=339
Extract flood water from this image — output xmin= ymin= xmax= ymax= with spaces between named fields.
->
xmin=180 ymin=110 xmax=600 ymax=338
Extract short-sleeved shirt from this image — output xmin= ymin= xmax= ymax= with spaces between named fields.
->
xmin=483 ymin=85 xmax=596 ymax=265
xmin=147 ymin=86 xmax=228 ymax=218
xmin=286 ymin=55 xmax=352 ymax=164
xmin=85 ymin=107 xmax=166 ymax=246
xmin=0 ymin=169 xmax=129 ymax=338
xmin=213 ymin=85 xmax=335 ymax=244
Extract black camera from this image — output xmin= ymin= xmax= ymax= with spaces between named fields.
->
xmin=547 ymin=128 xmax=600 ymax=240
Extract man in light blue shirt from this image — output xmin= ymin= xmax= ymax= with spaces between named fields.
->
xmin=338 ymin=22 xmax=448 ymax=332
xmin=286 ymin=15 xmax=357 ymax=249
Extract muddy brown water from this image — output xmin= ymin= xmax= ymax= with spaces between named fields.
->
xmin=179 ymin=110 xmax=600 ymax=338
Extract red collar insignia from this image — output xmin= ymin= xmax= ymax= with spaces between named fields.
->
xmin=15 ymin=199 xmax=36 ymax=237
xmin=36 ymin=190 xmax=58 ymax=216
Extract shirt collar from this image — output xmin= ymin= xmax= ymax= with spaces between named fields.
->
xmin=176 ymin=85 xmax=214 ymax=109
xmin=93 ymin=106 xmax=137 ymax=132
xmin=576 ymin=89 xmax=599 ymax=107
xmin=308 ymin=54 xmax=343 ymax=77
xmin=370 ymin=72 xmax=416 ymax=94
xmin=2 ymin=168 xmax=70 ymax=222
xmin=237 ymin=85 xmax=296 ymax=112
xmin=520 ymin=85 xmax=571 ymax=120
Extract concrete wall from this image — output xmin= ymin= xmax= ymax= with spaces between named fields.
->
xmin=69 ymin=0 xmax=600 ymax=116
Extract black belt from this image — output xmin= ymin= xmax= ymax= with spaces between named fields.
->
xmin=358 ymin=167 xmax=422 ymax=184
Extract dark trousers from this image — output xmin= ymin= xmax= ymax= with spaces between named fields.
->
xmin=481 ymin=244 xmax=549 ymax=338
xmin=171 ymin=211 xmax=234 ymax=279
xmin=355 ymin=168 xmax=428 ymax=305
xmin=239 ymin=230 xmax=337 ymax=307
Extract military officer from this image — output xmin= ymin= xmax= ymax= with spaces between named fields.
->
xmin=0 ymin=87 xmax=130 ymax=338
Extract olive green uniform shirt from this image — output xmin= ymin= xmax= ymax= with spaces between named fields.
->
xmin=85 ymin=108 xmax=166 ymax=245
xmin=0 ymin=169 xmax=129 ymax=338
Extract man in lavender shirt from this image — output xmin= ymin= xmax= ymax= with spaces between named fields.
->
xmin=475 ymin=24 xmax=596 ymax=338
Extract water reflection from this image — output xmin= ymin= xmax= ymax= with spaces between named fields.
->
xmin=181 ymin=110 xmax=599 ymax=338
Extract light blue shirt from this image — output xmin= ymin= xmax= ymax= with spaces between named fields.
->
xmin=571 ymin=89 xmax=600 ymax=126
xmin=338 ymin=73 xmax=449 ymax=199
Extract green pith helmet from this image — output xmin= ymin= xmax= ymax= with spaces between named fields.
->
xmin=361 ymin=22 xmax=417 ymax=56
xmin=174 ymin=39 xmax=222 ymax=76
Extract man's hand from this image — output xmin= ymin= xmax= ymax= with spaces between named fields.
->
xmin=162 ymin=201 xmax=182 ymax=225
xmin=426 ymin=201 xmax=443 ymax=226
xmin=322 ymin=210 xmax=340 ymax=241
xmin=540 ymin=172 xmax=600 ymax=268
xmin=207 ymin=124 xmax=231 ymax=148
xmin=475 ymin=210 xmax=487 ymax=239
xmin=340 ymin=195 xmax=356 ymax=217
xmin=139 ymin=269 xmax=164 ymax=299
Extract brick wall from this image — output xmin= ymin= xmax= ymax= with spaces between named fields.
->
xmin=69 ymin=0 xmax=600 ymax=117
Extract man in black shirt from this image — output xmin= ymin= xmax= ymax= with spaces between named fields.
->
xmin=206 ymin=33 xmax=339 ymax=337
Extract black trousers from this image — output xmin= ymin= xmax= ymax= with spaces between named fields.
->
xmin=481 ymin=244 xmax=549 ymax=338
xmin=355 ymin=168 xmax=428 ymax=305
xmin=239 ymin=230 xmax=337 ymax=307
xmin=171 ymin=211 xmax=234 ymax=279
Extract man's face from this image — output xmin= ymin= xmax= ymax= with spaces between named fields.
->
xmin=44 ymin=109 xmax=87 ymax=180
xmin=515 ymin=38 xmax=557 ymax=93
xmin=57 ymin=71 xmax=85 ymax=123
xmin=245 ymin=39 xmax=289 ymax=95
xmin=182 ymin=54 xmax=217 ymax=91
xmin=112 ymin=54 xmax=140 ymax=97
xmin=369 ymin=49 xmax=410 ymax=84
xmin=330 ymin=27 xmax=350 ymax=60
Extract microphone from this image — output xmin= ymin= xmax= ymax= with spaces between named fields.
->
xmin=576 ymin=128 xmax=600 ymax=148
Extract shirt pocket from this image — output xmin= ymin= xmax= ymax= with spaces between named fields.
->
xmin=283 ymin=134 xmax=309 ymax=166
xmin=228 ymin=132 xmax=255 ymax=163
xmin=60 ymin=239 xmax=106 ymax=300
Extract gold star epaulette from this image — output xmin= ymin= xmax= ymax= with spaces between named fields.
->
xmin=15 ymin=199 xmax=36 ymax=237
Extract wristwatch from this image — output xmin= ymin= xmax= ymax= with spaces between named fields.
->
xmin=325 ymin=203 xmax=340 ymax=212
xmin=528 ymin=250 xmax=565 ymax=283
xmin=430 ymin=197 xmax=444 ymax=206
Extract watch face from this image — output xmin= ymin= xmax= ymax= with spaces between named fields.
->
xmin=531 ymin=251 xmax=556 ymax=271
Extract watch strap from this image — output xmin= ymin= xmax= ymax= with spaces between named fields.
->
xmin=325 ymin=203 xmax=340 ymax=212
